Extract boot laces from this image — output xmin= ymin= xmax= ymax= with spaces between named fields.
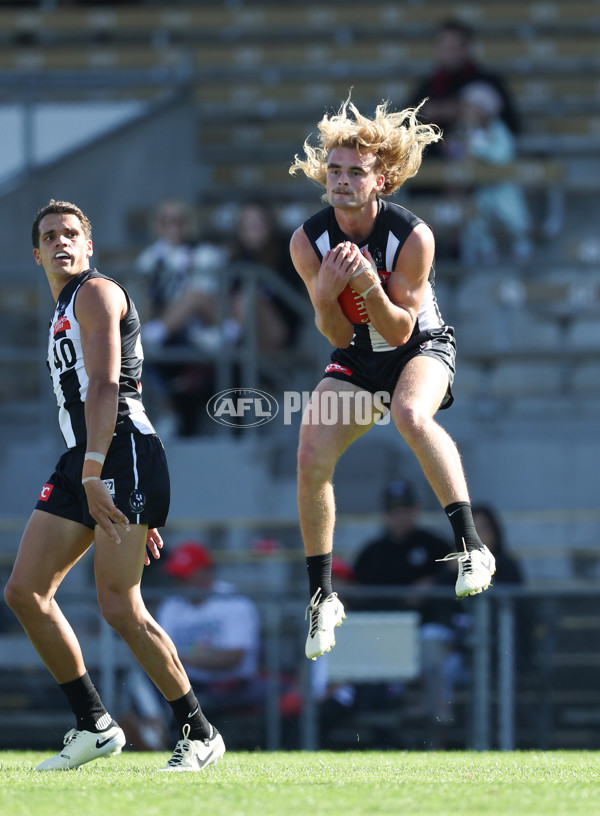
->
xmin=305 ymin=589 xmax=323 ymax=637
xmin=436 ymin=538 xmax=473 ymax=573
xmin=166 ymin=724 xmax=193 ymax=765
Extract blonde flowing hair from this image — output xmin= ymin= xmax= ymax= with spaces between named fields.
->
xmin=290 ymin=96 xmax=442 ymax=195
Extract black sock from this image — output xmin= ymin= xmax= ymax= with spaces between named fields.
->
xmin=306 ymin=552 xmax=333 ymax=599
xmin=444 ymin=502 xmax=484 ymax=553
xmin=59 ymin=672 xmax=113 ymax=733
xmin=168 ymin=688 xmax=211 ymax=741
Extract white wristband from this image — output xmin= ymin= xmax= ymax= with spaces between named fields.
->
xmin=349 ymin=266 xmax=373 ymax=281
xmin=82 ymin=476 xmax=102 ymax=485
xmin=359 ymin=283 xmax=378 ymax=299
xmin=85 ymin=452 xmax=105 ymax=465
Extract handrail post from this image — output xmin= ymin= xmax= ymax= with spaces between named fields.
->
xmin=471 ymin=594 xmax=491 ymax=750
xmin=497 ymin=594 xmax=515 ymax=750
xmin=263 ymin=600 xmax=282 ymax=750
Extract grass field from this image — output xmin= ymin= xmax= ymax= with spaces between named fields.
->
xmin=1 ymin=750 xmax=600 ymax=816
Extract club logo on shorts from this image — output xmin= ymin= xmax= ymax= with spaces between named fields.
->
xmin=39 ymin=483 xmax=54 ymax=501
xmin=129 ymin=489 xmax=146 ymax=513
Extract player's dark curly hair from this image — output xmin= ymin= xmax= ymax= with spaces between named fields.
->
xmin=31 ymin=199 xmax=92 ymax=248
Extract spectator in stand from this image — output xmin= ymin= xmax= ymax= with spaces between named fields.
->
xmin=353 ymin=479 xmax=469 ymax=732
xmin=228 ymin=200 xmax=309 ymax=354
xmin=135 ymin=199 xmax=230 ymax=437
xmin=408 ymin=18 xmax=519 ymax=159
xmin=406 ymin=22 xmax=525 ymax=263
xmin=451 ymin=82 xmax=533 ymax=265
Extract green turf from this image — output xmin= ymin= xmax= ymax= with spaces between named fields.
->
xmin=1 ymin=750 xmax=599 ymax=816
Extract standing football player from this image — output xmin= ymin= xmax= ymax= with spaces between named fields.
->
xmin=289 ymin=97 xmax=496 ymax=661
xmin=4 ymin=200 xmax=225 ymax=772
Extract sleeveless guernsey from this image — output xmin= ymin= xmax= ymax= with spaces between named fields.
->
xmin=47 ymin=268 xmax=155 ymax=448
xmin=302 ymin=199 xmax=445 ymax=352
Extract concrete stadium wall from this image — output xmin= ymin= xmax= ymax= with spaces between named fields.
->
xmin=0 ymin=92 xmax=201 ymax=268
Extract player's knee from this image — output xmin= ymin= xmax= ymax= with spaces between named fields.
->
xmin=97 ymin=591 xmax=135 ymax=633
xmin=297 ymin=437 xmax=333 ymax=483
xmin=4 ymin=577 xmax=35 ymax=615
xmin=3 ymin=578 xmax=18 ymax=611
xmin=391 ymin=402 xmax=427 ymax=439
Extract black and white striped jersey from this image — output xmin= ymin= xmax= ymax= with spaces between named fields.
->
xmin=47 ymin=268 xmax=155 ymax=449
xmin=302 ymin=198 xmax=445 ymax=352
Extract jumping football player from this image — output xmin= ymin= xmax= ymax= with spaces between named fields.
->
xmin=289 ymin=97 xmax=496 ymax=660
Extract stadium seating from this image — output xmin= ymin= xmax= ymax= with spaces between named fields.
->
xmin=1 ymin=0 xmax=600 ymax=752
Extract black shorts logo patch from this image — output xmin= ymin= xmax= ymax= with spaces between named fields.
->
xmin=103 ymin=478 xmax=115 ymax=497
xmin=129 ymin=489 xmax=146 ymax=513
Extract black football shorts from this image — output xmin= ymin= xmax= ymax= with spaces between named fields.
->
xmin=35 ymin=432 xmax=170 ymax=529
xmin=323 ymin=326 xmax=456 ymax=410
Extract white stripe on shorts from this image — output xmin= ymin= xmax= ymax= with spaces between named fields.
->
xmin=129 ymin=433 xmax=140 ymax=524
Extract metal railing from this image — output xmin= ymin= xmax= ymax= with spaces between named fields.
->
xmin=2 ymin=583 xmax=600 ymax=751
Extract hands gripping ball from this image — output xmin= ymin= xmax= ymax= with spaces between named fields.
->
xmin=338 ymin=284 xmax=371 ymax=324
xmin=337 ymin=269 xmax=390 ymax=325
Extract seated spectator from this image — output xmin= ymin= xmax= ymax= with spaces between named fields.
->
xmin=228 ymin=199 xmax=309 ymax=354
xmin=135 ymin=199 xmax=230 ymax=436
xmin=408 ymin=18 xmax=519 ymax=160
xmin=451 ymin=82 xmax=533 ymax=265
xmin=352 ymin=479 xmax=469 ymax=734
xmin=405 ymin=20 xmax=525 ymax=263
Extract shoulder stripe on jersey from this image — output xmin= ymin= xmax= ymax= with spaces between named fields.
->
xmin=315 ymin=231 xmax=330 ymax=259
xmin=386 ymin=233 xmax=400 ymax=272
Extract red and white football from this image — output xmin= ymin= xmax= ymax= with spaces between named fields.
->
xmin=337 ymin=270 xmax=391 ymax=324
xmin=338 ymin=285 xmax=371 ymax=324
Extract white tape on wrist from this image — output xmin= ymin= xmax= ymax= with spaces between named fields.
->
xmin=82 ymin=476 xmax=102 ymax=485
xmin=84 ymin=452 xmax=105 ymax=465
xmin=359 ymin=283 xmax=378 ymax=299
xmin=349 ymin=267 xmax=373 ymax=281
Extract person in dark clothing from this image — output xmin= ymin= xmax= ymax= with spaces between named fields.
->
xmin=409 ymin=18 xmax=519 ymax=159
xmin=353 ymin=478 xmax=456 ymax=624
xmin=406 ymin=19 xmax=522 ymax=260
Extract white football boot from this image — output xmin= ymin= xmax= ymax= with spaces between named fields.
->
xmin=437 ymin=540 xmax=496 ymax=598
xmin=160 ymin=724 xmax=226 ymax=772
xmin=305 ymin=589 xmax=346 ymax=660
xmin=36 ymin=724 xmax=126 ymax=771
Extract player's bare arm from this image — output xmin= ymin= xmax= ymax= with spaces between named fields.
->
xmin=76 ymin=277 xmax=131 ymax=542
xmin=350 ymin=223 xmax=435 ymax=347
xmin=290 ymin=226 xmax=354 ymax=348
